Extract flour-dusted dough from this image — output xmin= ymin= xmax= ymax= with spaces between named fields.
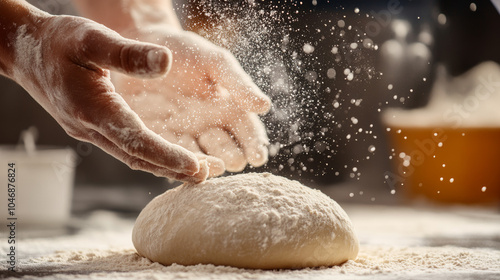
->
xmin=132 ymin=173 xmax=359 ymax=269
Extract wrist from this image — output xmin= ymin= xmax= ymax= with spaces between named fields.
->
xmin=0 ymin=0 xmax=50 ymax=78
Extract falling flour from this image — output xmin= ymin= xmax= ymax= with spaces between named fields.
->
xmin=132 ymin=173 xmax=359 ymax=269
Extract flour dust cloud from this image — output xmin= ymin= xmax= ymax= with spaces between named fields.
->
xmin=178 ymin=0 xmax=407 ymax=196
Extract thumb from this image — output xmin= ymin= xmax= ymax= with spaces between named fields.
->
xmin=78 ymin=25 xmax=172 ymax=78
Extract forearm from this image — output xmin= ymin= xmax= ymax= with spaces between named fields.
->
xmin=0 ymin=0 xmax=49 ymax=78
xmin=72 ymin=0 xmax=182 ymax=34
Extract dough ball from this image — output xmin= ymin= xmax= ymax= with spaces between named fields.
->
xmin=132 ymin=173 xmax=359 ymax=269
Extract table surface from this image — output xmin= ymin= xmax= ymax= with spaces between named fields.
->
xmin=1 ymin=203 xmax=500 ymax=280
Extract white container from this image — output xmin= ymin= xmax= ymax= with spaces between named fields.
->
xmin=0 ymin=146 xmax=76 ymax=228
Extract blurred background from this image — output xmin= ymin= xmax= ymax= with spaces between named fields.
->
xmin=1 ymin=0 xmax=500 ymax=214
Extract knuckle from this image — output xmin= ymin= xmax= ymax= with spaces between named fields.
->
xmin=76 ymin=27 xmax=103 ymax=60
xmin=120 ymin=131 xmax=145 ymax=157
xmin=79 ymin=28 xmax=100 ymax=47
xmin=65 ymin=128 xmax=85 ymax=140
xmin=127 ymin=157 xmax=144 ymax=171
xmin=74 ymin=109 xmax=93 ymax=126
xmin=73 ymin=106 xmax=108 ymax=130
xmin=62 ymin=121 xmax=92 ymax=141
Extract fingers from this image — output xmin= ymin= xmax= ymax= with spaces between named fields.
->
xmin=113 ymin=127 xmax=200 ymax=176
xmin=211 ymin=51 xmax=271 ymax=114
xmin=188 ymin=160 xmax=209 ymax=183
xmin=176 ymin=135 xmax=226 ymax=178
xmin=178 ymin=134 xmax=202 ymax=153
xmin=77 ymin=23 xmax=172 ymax=78
xmin=160 ymin=132 xmax=225 ymax=178
xmin=86 ymin=129 xmax=206 ymax=183
xmin=229 ymin=113 xmax=269 ymax=167
xmin=198 ymin=128 xmax=247 ymax=172
xmin=175 ymin=135 xmax=226 ymax=177
xmin=81 ymin=95 xmax=201 ymax=176
xmin=196 ymin=154 xmax=225 ymax=178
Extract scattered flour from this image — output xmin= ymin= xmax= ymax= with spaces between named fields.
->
xmin=9 ymin=245 xmax=500 ymax=280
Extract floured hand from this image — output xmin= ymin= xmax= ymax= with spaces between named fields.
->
xmin=113 ymin=27 xmax=271 ymax=172
xmin=4 ymin=10 xmax=212 ymax=182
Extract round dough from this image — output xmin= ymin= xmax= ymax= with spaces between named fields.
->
xmin=132 ymin=173 xmax=359 ymax=269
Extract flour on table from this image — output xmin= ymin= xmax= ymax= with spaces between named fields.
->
xmin=3 ymin=207 xmax=500 ymax=279
xmin=13 ymin=245 xmax=500 ymax=280
xmin=132 ymin=172 xmax=359 ymax=269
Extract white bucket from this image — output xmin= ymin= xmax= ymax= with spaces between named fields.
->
xmin=0 ymin=146 xmax=76 ymax=228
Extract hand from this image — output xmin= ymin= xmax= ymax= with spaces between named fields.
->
xmin=113 ymin=26 xmax=272 ymax=172
xmin=10 ymin=14 xmax=212 ymax=182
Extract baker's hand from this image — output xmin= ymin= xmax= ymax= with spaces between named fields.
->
xmin=10 ymin=14 xmax=213 ymax=182
xmin=113 ymin=27 xmax=271 ymax=172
